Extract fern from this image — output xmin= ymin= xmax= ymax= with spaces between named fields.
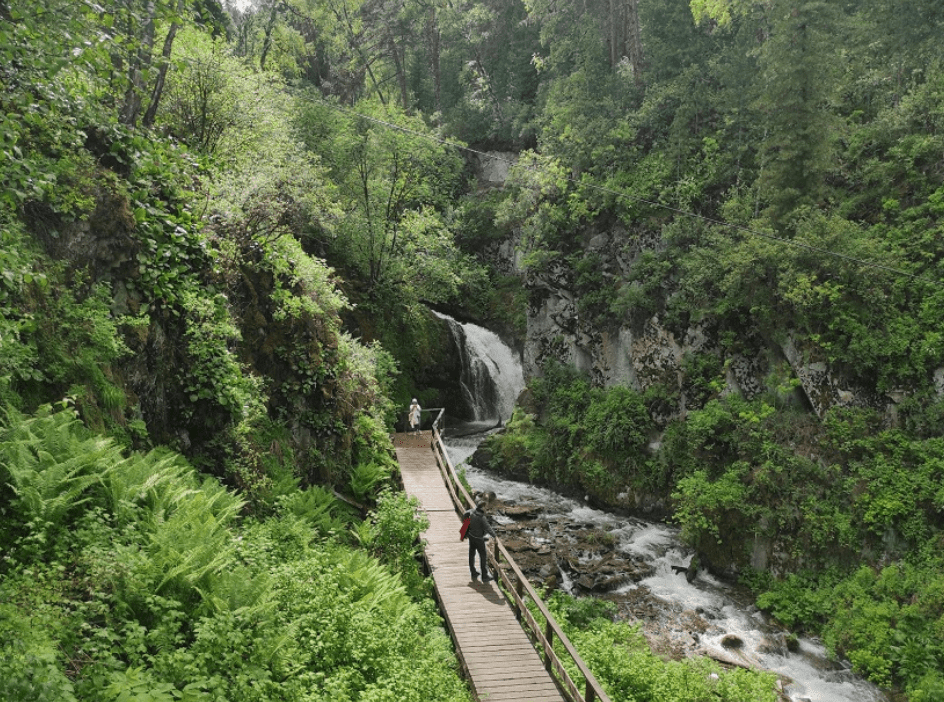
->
xmin=348 ymin=460 xmax=391 ymax=501
xmin=195 ymin=565 xmax=274 ymax=617
xmin=0 ymin=407 xmax=124 ymax=538
xmin=145 ymin=490 xmax=241 ymax=599
xmin=332 ymin=548 xmax=417 ymax=622
xmin=100 ymin=444 xmax=244 ymax=536
xmin=279 ymin=484 xmax=343 ymax=536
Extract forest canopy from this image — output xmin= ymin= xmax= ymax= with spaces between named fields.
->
xmin=2 ymin=0 xmax=944 ymax=699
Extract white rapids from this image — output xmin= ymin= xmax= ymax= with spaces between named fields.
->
xmin=438 ymin=318 xmax=889 ymax=702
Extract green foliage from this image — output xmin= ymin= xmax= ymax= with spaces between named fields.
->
xmin=157 ymin=27 xmax=278 ymax=159
xmin=295 ymin=98 xmax=472 ymax=301
xmin=754 ymin=561 xmax=944 ymax=695
xmin=360 ymin=490 xmax=429 ymax=588
xmin=483 ymin=363 xmax=657 ymax=502
xmin=753 ymin=572 xmax=836 ymax=631
xmin=0 ymin=575 xmax=78 ymax=702
xmin=0 ymin=637 xmax=79 ymax=702
xmin=549 ymin=592 xmax=618 ymax=629
xmin=349 ymin=461 xmax=393 ymax=502
xmin=7 ymin=0 xmax=944 ymax=699
xmin=177 ymin=290 xmax=260 ymax=421
xmin=537 ymin=591 xmax=779 ymax=701
xmin=672 ymin=465 xmax=750 ymax=544
xmin=98 ymin=666 xmax=207 ymax=702
xmin=584 ymin=386 xmax=650 ymax=459
xmin=278 ymin=485 xmax=347 ymax=538
xmin=0 ymin=217 xmax=134 ymax=421
xmin=0 ymin=406 xmax=470 ymax=702
xmin=681 ymin=352 xmax=725 ymax=410
xmin=0 ymin=406 xmax=126 ymax=554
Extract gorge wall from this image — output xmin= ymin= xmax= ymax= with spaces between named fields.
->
xmin=469 ymin=151 xmax=944 ymax=579
xmin=471 ymin=151 xmax=944 ymax=431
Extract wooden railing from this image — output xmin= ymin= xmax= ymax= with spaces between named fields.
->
xmin=430 ymin=423 xmax=613 ymax=702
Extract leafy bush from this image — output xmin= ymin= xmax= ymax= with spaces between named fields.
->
xmin=360 ymin=490 xmax=429 ymax=593
xmin=0 ymin=406 xmax=126 ymax=555
xmin=0 ymin=580 xmax=77 ymax=702
xmin=483 ymin=362 xmax=656 ymax=501
xmin=540 ymin=592 xmax=779 ymax=702
xmin=672 ymin=465 xmax=751 ymax=544
xmin=0 ymin=406 xmax=471 ymax=702
xmin=349 ymin=461 xmax=393 ymax=502
xmin=279 ymin=484 xmax=348 ymax=537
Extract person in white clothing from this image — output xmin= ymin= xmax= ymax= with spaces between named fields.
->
xmin=408 ymin=398 xmax=422 ymax=435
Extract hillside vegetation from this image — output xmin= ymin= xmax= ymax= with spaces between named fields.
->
xmin=2 ymin=0 xmax=943 ymax=700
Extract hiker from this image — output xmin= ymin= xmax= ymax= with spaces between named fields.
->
xmin=408 ymin=398 xmax=421 ymax=435
xmin=463 ymin=500 xmax=496 ymax=582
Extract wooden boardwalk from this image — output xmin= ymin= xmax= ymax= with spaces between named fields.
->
xmin=394 ymin=431 xmax=566 ymax=702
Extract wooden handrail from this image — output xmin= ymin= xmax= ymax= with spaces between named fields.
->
xmin=402 ymin=406 xmax=445 ymax=433
xmin=430 ymin=425 xmax=613 ymax=702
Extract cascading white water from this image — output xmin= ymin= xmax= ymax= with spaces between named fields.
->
xmin=433 ymin=311 xmax=524 ymax=422
xmin=441 ymin=450 xmax=889 ymax=702
xmin=438 ymin=323 xmax=890 ymax=702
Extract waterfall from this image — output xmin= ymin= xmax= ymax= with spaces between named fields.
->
xmin=434 ymin=312 xmax=524 ymax=423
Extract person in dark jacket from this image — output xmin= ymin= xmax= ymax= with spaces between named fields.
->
xmin=463 ymin=500 xmax=496 ymax=582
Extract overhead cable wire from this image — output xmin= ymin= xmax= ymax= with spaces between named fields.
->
xmin=318 ymin=98 xmax=943 ymax=288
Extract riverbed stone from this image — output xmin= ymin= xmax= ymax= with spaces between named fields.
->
xmin=488 ymin=498 xmax=653 ymax=594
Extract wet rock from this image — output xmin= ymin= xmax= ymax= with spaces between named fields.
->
xmin=696 ymin=606 xmax=719 ymax=621
xmin=679 ymin=609 xmax=709 ymax=635
xmin=758 ymin=633 xmax=787 ymax=656
xmin=493 ymin=510 xmax=654 ymax=594
xmin=500 ymin=504 xmax=542 ymax=520
xmin=721 ymin=634 xmax=744 ymax=649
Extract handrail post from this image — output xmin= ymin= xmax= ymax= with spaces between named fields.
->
xmin=515 ymin=579 xmax=524 ymax=620
xmin=544 ymin=620 xmax=554 ymax=672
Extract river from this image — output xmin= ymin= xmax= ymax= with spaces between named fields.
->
xmin=435 ymin=311 xmax=889 ymax=702
xmin=444 ymin=430 xmax=889 ymax=702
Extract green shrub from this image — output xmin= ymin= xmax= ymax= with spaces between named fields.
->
xmin=279 ymin=484 xmax=347 ymax=537
xmin=361 ymin=490 xmax=429 ymax=590
xmin=0 ymin=575 xmax=77 ymax=702
xmin=541 ymin=592 xmax=779 ymax=702
xmin=349 ymin=461 xmax=393 ymax=502
xmin=0 ymin=406 xmax=126 ymax=555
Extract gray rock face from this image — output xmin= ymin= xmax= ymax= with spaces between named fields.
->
xmin=501 ymin=226 xmax=906 ymax=423
xmin=472 ymin=151 xmax=518 ymax=187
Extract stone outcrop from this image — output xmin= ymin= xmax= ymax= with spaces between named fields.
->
xmin=483 ymin=495 xmax=654 ymax=595
xmin=504 ymin=223 xmax=927 ymax=424
xmin=471 ymin=151 xmax=518 ymax=188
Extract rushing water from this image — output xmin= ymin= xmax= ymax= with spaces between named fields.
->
xmin=432 ymin=311 xmax=524 ymax=422
xmin=436 ymin=312 xmax=889 ymax=702
xmin=445 ymin=432 xmax=889 ymax=702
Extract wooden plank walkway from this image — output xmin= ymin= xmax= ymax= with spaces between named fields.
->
xmin=393 ymin=431 xmax=566 ymax=702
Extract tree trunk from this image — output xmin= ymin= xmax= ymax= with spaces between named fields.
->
xmin=427 ymin=6 xmax=441 ymax=114
xmin=259 ymin=0 xmax=281 ymax=71
xmin=625 ymin=0 xmax=644 ymax=85
xmin=142 ymin=19 xmax=180 ymax=128
xmin=389 ymin=32 xmax=410 ymax=111
xmin=609 ymin=0 xmax=618 ymax=67
xmin=120 ymin=0 xmax=158 ymax=126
